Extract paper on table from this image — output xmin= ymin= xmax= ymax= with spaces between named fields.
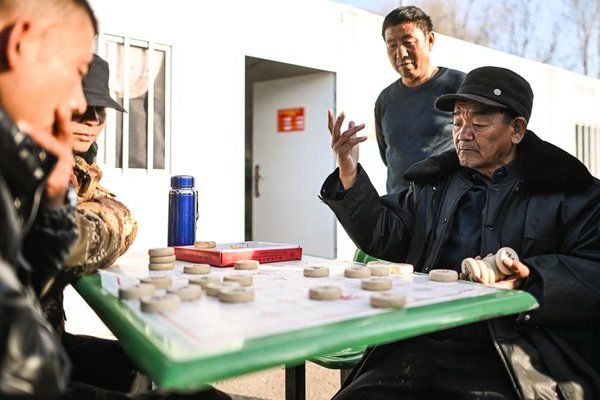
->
xmin=99 ymin=256 xmax=502 ymax=362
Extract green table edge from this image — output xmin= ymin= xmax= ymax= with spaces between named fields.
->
xmin=74 ymin=273 xmax=538 ymax=391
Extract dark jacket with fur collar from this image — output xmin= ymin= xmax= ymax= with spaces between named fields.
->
xmin=321 ymin=130 xmax=600 ymax=399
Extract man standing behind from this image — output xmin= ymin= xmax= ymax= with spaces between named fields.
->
xmin=376 ymin=6 xmax=465 ymax=193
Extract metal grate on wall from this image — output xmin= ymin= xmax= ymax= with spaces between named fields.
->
xmin=575 ymin=124 xmax=600 ymax=178
xmin=94 ymin=34 xmax=171 ymax=172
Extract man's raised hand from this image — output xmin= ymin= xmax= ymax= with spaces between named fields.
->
xmin=327 ymin=109 xmax=367 ymax=189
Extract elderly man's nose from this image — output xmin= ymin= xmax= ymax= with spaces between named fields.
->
xmin=456 ymin=124 xmax=475 ymax=140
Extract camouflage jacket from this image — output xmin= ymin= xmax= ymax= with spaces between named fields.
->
xmin=42 ymin=153 xmax=137 ymax=333
xmin=64 ymin=155 xmax=137 ymax=275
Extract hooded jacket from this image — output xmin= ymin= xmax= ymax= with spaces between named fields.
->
xmin=320 ymin=130 xmax=600 ymax=399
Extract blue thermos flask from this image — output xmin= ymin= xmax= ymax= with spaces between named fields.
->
xmin=167 ymin=175 xmax=198 ymax=246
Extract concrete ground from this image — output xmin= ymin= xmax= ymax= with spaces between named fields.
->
xmin=64 ymin=286 xmax=342 ymax=400
xmin=213 ymin=364 xmax=340 ymax=400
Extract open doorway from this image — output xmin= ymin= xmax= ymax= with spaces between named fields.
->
xmin=245 ymin=56 xmax=336 ymax=258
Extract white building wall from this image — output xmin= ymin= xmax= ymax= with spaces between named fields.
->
xmin=88 ymin=0 xmax=600 ymax=260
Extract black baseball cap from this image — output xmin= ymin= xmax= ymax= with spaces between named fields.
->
xmin=435 ymin=66 xmax=533 ymax=121
xmin=82 ymin=54 xmax=126 ymax=112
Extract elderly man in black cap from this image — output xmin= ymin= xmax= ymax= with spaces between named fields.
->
xmin=322 ymin=66 xmax=600 ymax=399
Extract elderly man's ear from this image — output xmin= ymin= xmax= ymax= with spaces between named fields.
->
xmin=511 ymin=117 xmax=527 ymax=144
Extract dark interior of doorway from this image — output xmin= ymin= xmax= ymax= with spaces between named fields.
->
xmin=245 ymin=56 xmax=328 ymax=240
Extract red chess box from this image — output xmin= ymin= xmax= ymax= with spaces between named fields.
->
xmin=174 ymin=241 xmax=302 ymax=267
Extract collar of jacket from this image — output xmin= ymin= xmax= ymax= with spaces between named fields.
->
xmin=75 ymin=141 xmax=98 ymax=164
xmin=0 ymin=107 xmax=58 ymax=228
xmin=404 ymin=130 xmax=594 ymax=193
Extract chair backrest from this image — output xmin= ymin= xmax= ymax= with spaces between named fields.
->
xmin=352 ymin=248 xmax=380 ymax=263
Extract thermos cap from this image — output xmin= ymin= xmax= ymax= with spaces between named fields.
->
xmin=171 ymin=175 xmax=195 ymax=188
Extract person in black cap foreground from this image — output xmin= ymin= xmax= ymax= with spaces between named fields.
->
xmin=321 ymin=66 xmax=600 ymax=399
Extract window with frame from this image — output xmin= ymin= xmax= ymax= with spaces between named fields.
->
xmin=575 ymin=124 xmax=600 ymax=178
xmin=95 ymin=34 xmax=171 ymax=171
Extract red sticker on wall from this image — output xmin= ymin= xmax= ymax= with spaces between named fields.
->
xmin=277 ymin=108 xmax=305 ymax=132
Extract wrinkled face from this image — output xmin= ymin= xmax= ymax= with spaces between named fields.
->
xmin=453 ymin=101 xmax=522 ymax=179
xmin=13 ymin=6 xmax=94 ymax=133
xmin=384 ymin=22 xmax=434 ymax=86
xmin=71 ymin=106 xmax=107 ymax=153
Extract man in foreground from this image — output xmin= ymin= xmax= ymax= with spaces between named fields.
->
xmin=321 ymin=66 xmax=600 ymax=399
xmin=0 ymin=0 xmax=97 ymax=397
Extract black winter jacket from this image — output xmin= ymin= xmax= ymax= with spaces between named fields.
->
xmin=0 ymin=107 xmax=77 ymax=398
xmin=321 ymin=130 xmax=600 ymax=399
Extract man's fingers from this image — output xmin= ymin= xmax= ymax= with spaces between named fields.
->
xmin=332 ymin=122 xmax=365 ymax=144
xmin=493 ymin=279 xmax=516 ymax=289
xmin=490 ymin=260 xmax=529 ymax=290
xmin=327 ymin=109 xmax=334 ymax=135
xmin=332 ymin=112 xmax=345 ymax=141
xmin=332 ymin=135 xmax=367 ymax=153
xmin=504 ymin=259 xmax=530 ymax=279
xmin=340 ymin=136 xmax=367 ymax=151
xmin=17 ymin=106 xmax=76 ymax=206
xmin=53 ymin=106 xmax=73 ymax=143
xmin=332 ymin=124 xmax=366 ymax=149
xmin=18 ymin=121 xmax=59 ymax=155
xmin=342 ymin=123 xmax=365 ymax=137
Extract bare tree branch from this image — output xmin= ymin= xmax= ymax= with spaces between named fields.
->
xmin=412 ymin=0 xmax=599 ymax=77
xmin=567 ymin=0 xmax=600 ymax=75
